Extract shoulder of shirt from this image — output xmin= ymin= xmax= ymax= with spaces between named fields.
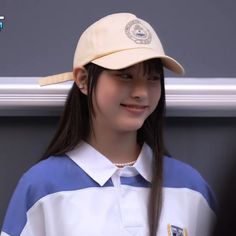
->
xmin=14 ymin=155 xmax=102 ymax=212
xmin=163 ymin=156 xmax=217 ymax=212
xmin=163 ymin=156 xmax=205 ymax=186
xmin=17 ymin=155 xmax=77 ymax=196
xmin=21 ymin=155 xmax=72 ymax=183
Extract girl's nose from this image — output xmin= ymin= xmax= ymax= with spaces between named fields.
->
xmin=130 ymin=79 xmax=148 ymax=100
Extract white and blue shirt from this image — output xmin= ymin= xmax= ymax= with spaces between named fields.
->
xmin=1 ymin=142 xmax=216 ymax=236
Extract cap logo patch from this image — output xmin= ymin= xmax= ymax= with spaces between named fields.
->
xmin=125 ymin=19 xmax=152 ymax=44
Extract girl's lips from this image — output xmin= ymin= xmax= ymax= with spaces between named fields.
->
xmin=120 ymin=104 xmax=148 ymax=113
xmin=121 ymin=104 xmax=148 ymax=109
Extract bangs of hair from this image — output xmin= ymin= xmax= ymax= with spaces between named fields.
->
xmin=110 ymin=58 xmax=164 ymax=78
xmin=142 ymin=58 xmax=163 ymax=77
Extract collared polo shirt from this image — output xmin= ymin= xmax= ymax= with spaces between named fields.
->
xmin=1 ymin=142 xmax=216 ymax=236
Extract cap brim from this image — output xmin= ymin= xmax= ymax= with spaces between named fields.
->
xmin=91 ymin=48 xmax=185 ymax=75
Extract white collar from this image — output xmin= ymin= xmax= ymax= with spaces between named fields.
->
xmin=66 ymin=141 xmax=153 ymax=186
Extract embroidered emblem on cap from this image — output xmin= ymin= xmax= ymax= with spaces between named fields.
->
xmin=167 ymin=224 xmax=188 ymax=236
xmin=125 ymin=19 xmax=152 ymax=44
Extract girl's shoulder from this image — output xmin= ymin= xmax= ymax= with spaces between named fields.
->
xmin=19 ymin=154 xmax=93 ymax=190
xmin=163 ymin=156 xmax=217 ymax=212
xmin=15 ymin=155 xmax=73 ymax=192
xmin=22 ymin=155 xmax=73 ymax=183
xmin=163 ymin=156 xmax=206 ymax=186
xmin=9 ymin=155 xmax=94 ymax=214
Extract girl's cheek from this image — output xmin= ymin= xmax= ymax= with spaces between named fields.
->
xmin=149 ymin=84 xmax=161 ymax=95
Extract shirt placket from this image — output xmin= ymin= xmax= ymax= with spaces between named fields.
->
xmin=112 ymin=168 xmax=143 ymax=235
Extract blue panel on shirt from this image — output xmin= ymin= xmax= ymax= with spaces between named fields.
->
xmin=119 ymin=157 xmax=216 ymax=212
xmin=2 ymin=156 xmax=113 ymax=236
xmin=163 ymin=156 xmax=217 ymax=212
xmin=120 ymin=174 xmax=151 ymax=187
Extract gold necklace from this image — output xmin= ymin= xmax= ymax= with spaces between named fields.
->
xmin=114 ymin=160 xmax=136 ymax=167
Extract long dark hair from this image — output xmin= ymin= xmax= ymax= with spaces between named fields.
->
xmin=41 ymin=58 xmax=166 ymax=235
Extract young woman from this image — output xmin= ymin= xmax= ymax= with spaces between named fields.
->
xmin=1 ymin=13 xmax=216 ymax=236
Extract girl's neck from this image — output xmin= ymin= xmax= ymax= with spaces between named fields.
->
xmin=86 ymin=130 xmax=140 ymax=164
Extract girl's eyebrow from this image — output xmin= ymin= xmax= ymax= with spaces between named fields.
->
xmin=108 ymin=68 xmax=130 ymax=73
xmin=151 ymin=71 xmax=162 ymax=76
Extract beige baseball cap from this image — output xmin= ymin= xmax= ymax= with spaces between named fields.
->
xmin=39 ymin=13 xmax=184 ymax=86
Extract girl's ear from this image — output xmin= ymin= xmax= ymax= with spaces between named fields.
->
xmin=74 ymin=68 xmax=88 ymax=95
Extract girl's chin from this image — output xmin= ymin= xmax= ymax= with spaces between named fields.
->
xmin=117 ymin=121 xmax=145 ymax=132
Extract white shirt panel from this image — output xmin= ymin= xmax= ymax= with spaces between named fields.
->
xmin=21 ymin=187 xmax=149 ymax=236
xmin=158 ymin=187 xmax=215 ymax=236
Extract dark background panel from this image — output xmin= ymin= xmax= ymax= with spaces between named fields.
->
xmin=165 ymin=117 xmax=236 ymax=193
xmin=0 ymin=117 xmax=59 ymax=227
xmin=1 ymin=117 xmax=236 ymax=227
xmin=0 ymin=0 xmax=236 ymax=77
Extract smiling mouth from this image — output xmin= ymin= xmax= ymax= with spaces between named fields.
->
xmin=120 ymin=104 xmax=148 ymax=112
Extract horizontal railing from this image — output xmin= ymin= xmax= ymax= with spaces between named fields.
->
xmin=0 ymin=77 xmax=236 ymax=117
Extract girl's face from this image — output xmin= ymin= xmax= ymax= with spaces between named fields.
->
xmin=91 ymin=62 xmax=162 ymax=133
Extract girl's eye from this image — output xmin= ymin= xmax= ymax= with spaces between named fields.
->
xmin=148 ymin=74 xmax=161 ymax=81
xmin=117 ymin=73 xmax=133 ymax=80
